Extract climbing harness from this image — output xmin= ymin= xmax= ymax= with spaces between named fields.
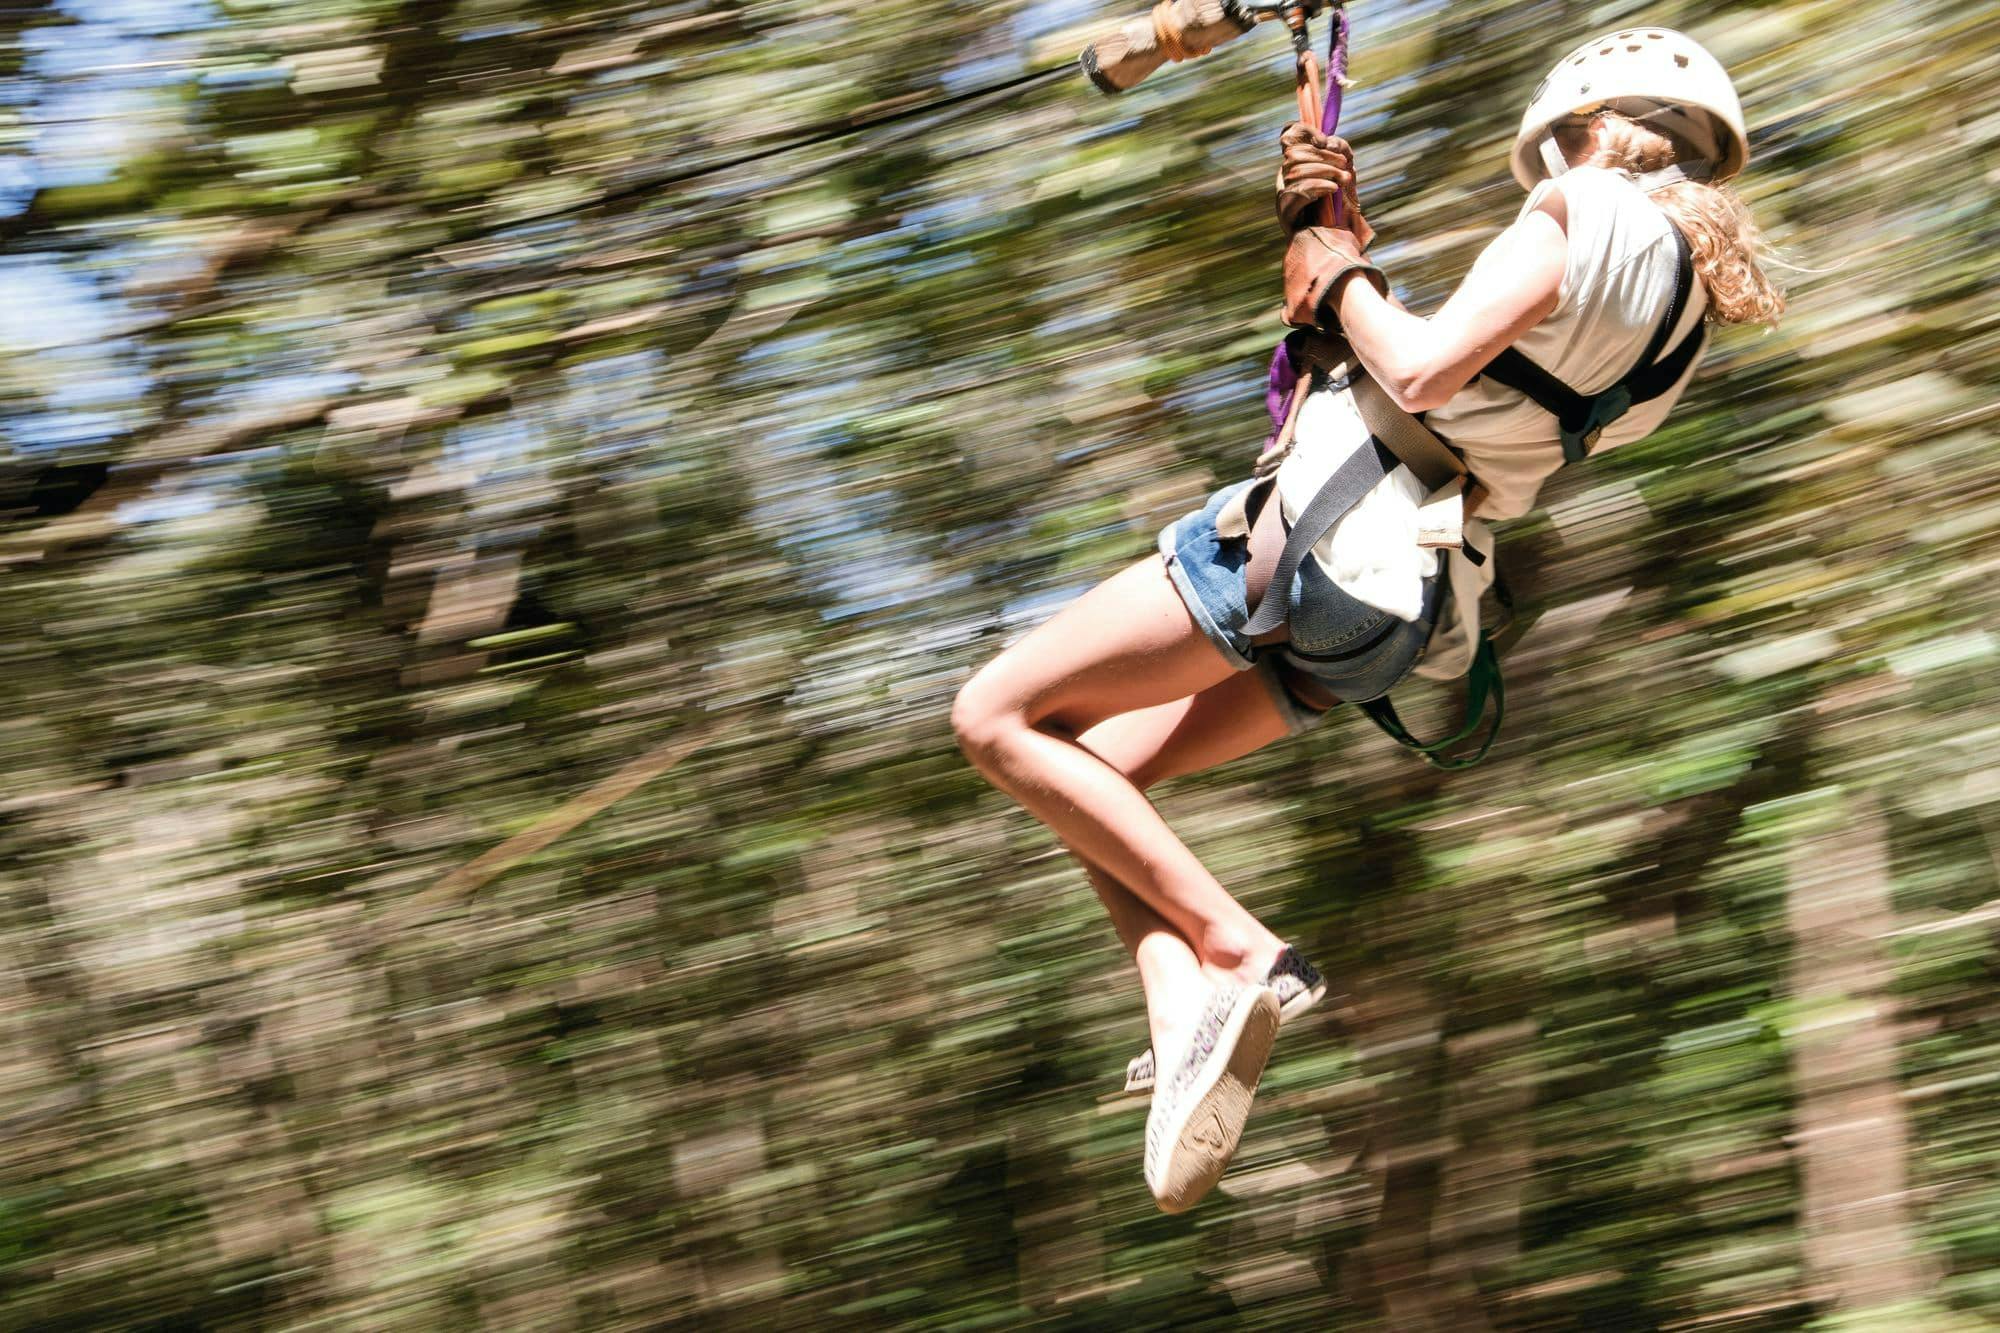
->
xmin=1239 ymin=333 xmax=1506 ymax=770
xmin=1241 ymin=337 xmax=1469 ymax=647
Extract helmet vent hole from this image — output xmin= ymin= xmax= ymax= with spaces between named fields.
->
xmin=1571 ymin=55 xmax=1585 ymax=65
xmin=1647 ymin=31 xmax=1663 ymax=39
xmin=1673 ymin=53 xmax=1689 ymax=67
xmin=1600 ymin=46 xmax=1613 ymax=55
xmin=1627 ymin=43 xmax=1640 ymax=52
xmin=1616 ymin=30 xmax=1633 ymax=38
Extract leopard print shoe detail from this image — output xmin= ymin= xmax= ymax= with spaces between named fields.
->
xmin=1142 ymin=981 xmax=1280 ymax=1213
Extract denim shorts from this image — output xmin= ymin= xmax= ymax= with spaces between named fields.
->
xmin=1158 ymin=477 xmax=1440 ymax=728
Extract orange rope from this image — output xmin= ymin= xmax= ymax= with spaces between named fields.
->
xmin=1293 ymin=51 xmax=1340 ymax=228
xmin=1295 ymin=49 xmax=1323 ymax=125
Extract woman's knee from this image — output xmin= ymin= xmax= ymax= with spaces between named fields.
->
xmin=951 ymin=662 xmax=1024 ymax=768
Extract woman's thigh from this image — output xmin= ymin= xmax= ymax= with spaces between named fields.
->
xmin=957 ymin=555 xmax=1242 ymax=739
xmin=1076 ymin=667 xmax=1296 ymax=792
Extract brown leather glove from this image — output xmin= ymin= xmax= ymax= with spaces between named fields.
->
xmin=1275 ymin=123 xmax=1374 ymax=250
xmin=1282 ymin=225 xmax=1387 ymax=329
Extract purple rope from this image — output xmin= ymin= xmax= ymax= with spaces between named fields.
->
xmin=1264 ymin=339 xmax=1297 ymax=435
xmin=1263 ymin=7 xmax=1351 ymax=444
xmin=1321 ymin=6 xmax=1349 ymax=137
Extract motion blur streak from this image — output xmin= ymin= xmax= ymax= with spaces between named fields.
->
xmin=1 ymin=0 xmax=1996 ymax=1327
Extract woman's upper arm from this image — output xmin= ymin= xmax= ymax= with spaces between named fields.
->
xmin=1396 ymin=192 xmax=1569 ymax=411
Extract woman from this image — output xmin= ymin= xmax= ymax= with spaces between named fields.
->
xmin=953 ymin=28 xmax=1783 ymax=1213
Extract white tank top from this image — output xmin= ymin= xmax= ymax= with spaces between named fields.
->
xmin=1272 ymin=165 xmax=1709 ymax=663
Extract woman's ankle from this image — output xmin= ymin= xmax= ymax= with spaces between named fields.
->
xmin=1134 ymin=930 xmax=1204 ymax=1048
xmin=1145 ymin=979 xmax=1209 ymax=1058
xmin=1198 ymin=924 xmax=1286 ymax=986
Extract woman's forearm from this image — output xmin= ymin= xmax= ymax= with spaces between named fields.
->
xmin=1329 ymin=277 xmax=1455 ymax=412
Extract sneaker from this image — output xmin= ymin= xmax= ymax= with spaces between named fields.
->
xmin=1123 ymin=946 xmax=1324 ymax=1096
xmin=1143 ymin=981 xmax=1281 ymax=1213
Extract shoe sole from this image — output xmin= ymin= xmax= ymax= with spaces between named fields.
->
xmin=1124 ymin=981 xmax=1323 ymax=1097
xmin=1148 ymin=987 xmax=1280 ymax=1214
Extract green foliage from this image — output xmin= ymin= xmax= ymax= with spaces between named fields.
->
xmin=0 ymin=0 xmax=1996 ymax=1327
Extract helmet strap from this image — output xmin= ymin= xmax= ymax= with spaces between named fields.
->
xmin=1538 ymin=132 xmax=1569 ymax=180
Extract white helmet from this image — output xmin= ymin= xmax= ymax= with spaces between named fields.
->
xmin=1512 ymin=28 xmax=1749 ymax=191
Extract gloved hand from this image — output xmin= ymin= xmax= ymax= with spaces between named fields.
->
xmin=1282 ymin=225 xmax=1387 ymax=329
xmin=1275 ymin=123 xmax=1374 ymax=250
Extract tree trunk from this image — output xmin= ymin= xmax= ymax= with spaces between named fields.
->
xmin=1783 ymin=792 xmax=1928 ymax=1310
xmin=1343 ymin=974 xmax=1494 ymax=1331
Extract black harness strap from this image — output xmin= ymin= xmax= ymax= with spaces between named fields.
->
xmin=1482 ymin=223 xmax=1706 ymax=465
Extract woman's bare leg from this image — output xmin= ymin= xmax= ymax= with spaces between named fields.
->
xmin=1072 ymin=670 xmax=1299 ymax=1052
xmin=953 ymin=555 xmax=1292 ymax=1019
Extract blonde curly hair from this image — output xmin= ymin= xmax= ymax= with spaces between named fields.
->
xmin=1561 ymin=111 xmax=1785 ymax=327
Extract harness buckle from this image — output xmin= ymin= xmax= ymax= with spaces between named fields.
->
xmin=1563 ymin=384 xmax=1634 ymax=463
xmin=1595 ymin=383 xmax=1635 ymax=424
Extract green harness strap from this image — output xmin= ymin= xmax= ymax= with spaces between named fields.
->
xmin=1356 ymin=632 xmax=1505 ymax=770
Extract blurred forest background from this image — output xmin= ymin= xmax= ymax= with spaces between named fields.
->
xmin=3 ymin=0 xmax=1998 ymax=1327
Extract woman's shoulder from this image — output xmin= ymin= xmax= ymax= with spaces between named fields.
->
xmin=1517 ymin=165 xmax=1632 ymax=229
xmin=1532 ymin=167 xmax=1674 ymax=257
xmin=1562 ymin=166 xmax=1676 ymax=220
